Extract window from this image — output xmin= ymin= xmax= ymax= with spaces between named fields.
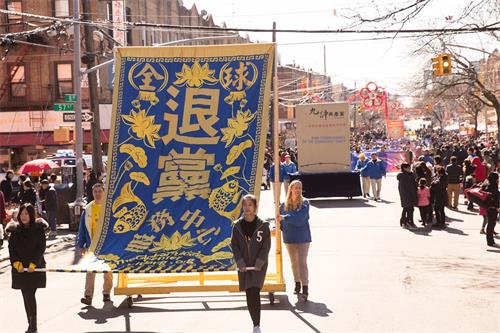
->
xmin=9 ymin=64 xmax=26 ymax=98
xmin=126 ymin=7 xmax=133 ymax=45
xmin=55 ymin=63 xmax=73 ymax=98
xmin=6 ymin=0 xmax=22 ymax=20
xmin=52 ymin=0 xmax=70 ymax=17
xmin=106 ymin=2 xmax=113 ymax=37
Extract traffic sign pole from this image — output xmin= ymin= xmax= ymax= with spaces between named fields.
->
xmin=73 ymin=0 xmax=84 ymax=216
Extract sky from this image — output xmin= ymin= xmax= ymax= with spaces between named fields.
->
xmin=182 ymin=0 xmax=499 ymax=96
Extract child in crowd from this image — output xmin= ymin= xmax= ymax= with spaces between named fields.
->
xmin=417 ymin=178 xmax=432 ymax=226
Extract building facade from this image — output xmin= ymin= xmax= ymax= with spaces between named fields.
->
xmin=0 ymin=0 xmax=248 ymax=169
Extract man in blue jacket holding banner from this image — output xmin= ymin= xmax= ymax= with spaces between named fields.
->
xmin=361 ymin=152 xmax=387 ymax=201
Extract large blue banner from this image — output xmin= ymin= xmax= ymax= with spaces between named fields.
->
xmin=92 ymin=44 xmax=274 ymax=273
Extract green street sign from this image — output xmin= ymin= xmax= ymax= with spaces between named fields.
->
xmin=53 ymin=103 xmax=75 ymax=111
xmin=64 ymin=94 xmax=77 ymax=102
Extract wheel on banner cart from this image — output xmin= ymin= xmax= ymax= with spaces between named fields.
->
xmin=268 ymin=292 xmax=275 ymax=305
xmin=348 ymin=197 xmax=353 ymax=200
xmin=126 ymin=296 xmax=133 ymax=308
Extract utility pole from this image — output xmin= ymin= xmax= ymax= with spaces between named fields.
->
xmin=353 ymin=80 xmax=357 ymax=129
xmin=73 ymin=0 xmax=84 ymax=213
xmin=82 ymin=0 xmax=103 ymax=175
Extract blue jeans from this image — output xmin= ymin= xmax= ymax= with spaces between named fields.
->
xmin=47 ymin=210 xmax=57 ymax=232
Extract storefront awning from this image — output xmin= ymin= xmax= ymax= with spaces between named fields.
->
xmin=0 ymin=130 xmax=110 ymax=147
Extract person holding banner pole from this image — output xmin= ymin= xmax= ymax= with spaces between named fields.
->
xmin=231 ymin=194 xmax=271 ymax=333
xmin=283 ymin=154 xmax=297 ymax=194
xmin=77 ymin=183 xmax=113 ymax=306
xmin=7 ymin=203 xmax=48 ymax=333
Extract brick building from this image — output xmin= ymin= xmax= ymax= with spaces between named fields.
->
xmin=0 ymin=0 xmax=248 ymax=169
xmin=277 ymin=64 xmax=332 ymax=120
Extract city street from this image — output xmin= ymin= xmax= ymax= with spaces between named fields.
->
xmin=1 ymin=175 xmax=499 ymax=333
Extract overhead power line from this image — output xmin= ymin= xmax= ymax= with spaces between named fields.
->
xmin=1 ymin=9 xmax=499 ymax=37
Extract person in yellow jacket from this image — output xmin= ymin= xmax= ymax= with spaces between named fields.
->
xmin=7 ymin=203 xmax=48 ymax=333
xmin=77 ymin=183 xmax=113 ymax=305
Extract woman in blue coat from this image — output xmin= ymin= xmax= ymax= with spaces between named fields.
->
xmin=355 ymin=153 xmax=370 ymax=198
xmin=278 ymin=180 xmax=312 ymax=301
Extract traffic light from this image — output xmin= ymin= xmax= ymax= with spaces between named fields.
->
xmin=432 ymin=54 xmax=452 ymax=76
xmin=441 ymin=53 xmax=451 ymax=75
xmin=432 ymin=56 xmax=443 ymax=76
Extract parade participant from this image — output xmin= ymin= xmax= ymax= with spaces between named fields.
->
xmin=354 ymin=153 xmax=370 ymax=198
xmin=282 ymin=154 xmax=298 ymax=194
xmin=361 ymin=152 xmax=387 ymax=201
xmin=77 ymin=183 xmax=113 ymax=305
xmin=446 ymin=156 xmax=463 ymax=210
xmin=431 ymin=167 xmax=449 ymax=229
xmin=279 ymin=180 xmax=312 ymax=301
xmin=39 ymin=180 xmax=58 ymax=239
xmin=231 ymin=194 xmax=271 ymax=333
xmin=482 ymin=172 xmax=499 ymax=247
xmin=417 ymin=178 xmax=432 ymax=226
xmin=268 ymin=162 xmax=285 ymax=203
xmin=7 ymin=203 xmax=48 ymax=333
xmin=351 ymin=146 xmax=361 ymax=170
xmin=397 ymin=163 xmax=418 ymax=229
xmin=1 ymin=169 xmax=14 ymax=204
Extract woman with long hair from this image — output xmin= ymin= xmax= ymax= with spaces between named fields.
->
xmin=231 ymin=194 xmax=271 ymax=333
xmin=6 ymin=203 xmax=48 ymax=333
xmin=278 ymin=180 xmax=312 ymax=301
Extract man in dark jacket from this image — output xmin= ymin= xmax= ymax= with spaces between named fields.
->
xmin=0 ymin=170 xmax=14 ymax=204
xmin=39 ymin=180 xmax=58 ymax=239
xmin=446 ymin=156 xmax=463 ymax=210
xmin=431 ymin=168 xmax=449 ymax=229
xmin=397 ymin=163 xmax=418 ymax=229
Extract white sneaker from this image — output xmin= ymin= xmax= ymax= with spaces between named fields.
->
xmin=252 ymin=326 xmax=262 ymax=333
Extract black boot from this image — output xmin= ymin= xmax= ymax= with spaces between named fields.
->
xmin=294 ymin=282 xmax=301 ymax=294
xmin=301 ymin=285 xmax=308 ymax=301
xmin=27 ymin=316 xmax=37 ymax=333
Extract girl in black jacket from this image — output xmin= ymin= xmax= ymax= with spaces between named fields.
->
xmin=7 ymin=203 xmax=47 ymax=333
xmin=231 ymin=194 xmax=271 ymax=333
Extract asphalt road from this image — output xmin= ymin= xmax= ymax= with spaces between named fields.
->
xmin=0 ymin=174 xmax=499 ymax=333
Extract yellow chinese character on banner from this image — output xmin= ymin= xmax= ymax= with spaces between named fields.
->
xmin=153 ymin=148 xmax=215 ymax=203
xmin=220 ymin=61 xmax=258 ymax=92
xmin=162 ymin=88 xmax=221 ymax=145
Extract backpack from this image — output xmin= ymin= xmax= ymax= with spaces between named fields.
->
xmin=464 ymin=187 xmax=493 ymax=208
